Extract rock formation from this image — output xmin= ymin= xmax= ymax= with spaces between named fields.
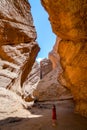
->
xmin=41 ymin=0 xmax=87 ymax=117
xmin=49 ymin=37 xmax=61 ymax=69
xmin=22 ymin=58 xmax=53 ymax=101
xmin=0 ymin=87 xmax=30 ymax=120
xmin=33 ymin=67 xmax=72 ymax=101
xmin=0 ymin=0 xmax=40 ymax=121
xmin=22 ymin=62 xmax=40 ymax=101
xmin=40 ymin=58 xmax=52 ymax=78
xmin=0 ymin=0 xmax=40 ymax=95
xmin=33 ymin=42 xmax=72 ymax=101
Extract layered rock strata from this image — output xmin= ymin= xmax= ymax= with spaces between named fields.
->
xmin=0 ymin=0 xmax=40 ymax=95
xmin=41 ymin=0 xmax=87 ymax=117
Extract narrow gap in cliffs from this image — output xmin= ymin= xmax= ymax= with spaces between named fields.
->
xmin=28 ymin=0 xmax=73 ymax=102
xmin=29 ymin=0 xmax=56 ymax=62
xmin=0 ymin=0 xmax=87 ymax=129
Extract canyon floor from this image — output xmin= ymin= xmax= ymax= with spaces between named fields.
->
xmin=0 ymin=99 xmax=87 ymax=130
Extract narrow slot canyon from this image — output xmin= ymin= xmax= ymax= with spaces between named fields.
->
xmin=0 ymin=0 xmax=87 ymax=130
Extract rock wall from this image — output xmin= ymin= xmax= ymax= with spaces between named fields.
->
xmin=0 ymin=0 xmax=40 ymax=95
xmin=22 ymin=62 xmax=40 ymax=101
xmin=0 ymin=87 xmax=30 ymax=120
xmin=33 ymin=67 xmax=72 ymax=101
xmin=49 ymin=37 xmax=61 ymax=69
xmin=40 ymin=58 xmax=52 ymax=78
xmin=41 ymin=0 xmax=87 ymax=117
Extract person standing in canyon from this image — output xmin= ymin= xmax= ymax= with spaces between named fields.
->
xmin=52 ymin=104 xmax=57 ymax=126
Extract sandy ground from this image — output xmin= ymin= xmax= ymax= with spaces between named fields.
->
xmin=0 ymin=99 xmax=87 ymax=130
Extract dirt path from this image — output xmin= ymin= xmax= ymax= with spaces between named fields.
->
xmin=0 ymin=100 xmax=87 ymax=130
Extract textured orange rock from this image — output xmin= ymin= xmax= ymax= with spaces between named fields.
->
xmin=41 ymin=0 xmax=87 ymax=41
xmin=0 ymin=0 xmax=40 ymax=95
xmin=41 ymin=0 xmax=87 ymax=117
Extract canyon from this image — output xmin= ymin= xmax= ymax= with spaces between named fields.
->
xmin=0 ymin=0 xmax=87 ymax=129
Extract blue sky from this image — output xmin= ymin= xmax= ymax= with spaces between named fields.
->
xmin=29 ymin=0 xmax=56 ymax=62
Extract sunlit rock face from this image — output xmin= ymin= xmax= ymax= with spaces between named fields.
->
xmin=0 ymin=0 xmax=36 ymax=45
xmin=40 ymin=58 xmax=53 ymax=78
xmin=41 ymin=0 xmax=87 ymax=41
xmin=41 ymin=0 xmax=87 ymax=117
xmin=0 ymin=0 xmax=40 ymax=95
xmin=0 ymin=87 xmax=30 ymax=120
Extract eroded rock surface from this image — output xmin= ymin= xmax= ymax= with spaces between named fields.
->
xmin=33 ymin=67 xmax=72 ymax=101
xmin=41 ymin=0 xmax=87 ymax=117
xmin=40 ymin=58 xmax=53 ymax=78
xmin=49 ymin=37 xmax=61 ymax=69
xmin=0 ymin=87 xmax=31 ymax=120
xmin=22 ymin=62 xmax=40 ymax=101
xmin=0 ymin=0 xmax=40 ymax=95
xmin=0 ymin=0 xmax=40 ymax=121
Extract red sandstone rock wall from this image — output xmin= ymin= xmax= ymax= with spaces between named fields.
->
xmin=41 ymin=0 xmax=87 ymax=117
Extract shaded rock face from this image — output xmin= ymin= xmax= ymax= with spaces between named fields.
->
xmin=0 ymin=0 xmax=40 ymax=95
xmin=22 ymin=62 xmax=40 ymax=101
xmin=41 ymin=0 xmax=87 ymax=117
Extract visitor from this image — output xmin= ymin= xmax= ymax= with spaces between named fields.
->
xmin=52 ymin=104 xmax=57 ymax=126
